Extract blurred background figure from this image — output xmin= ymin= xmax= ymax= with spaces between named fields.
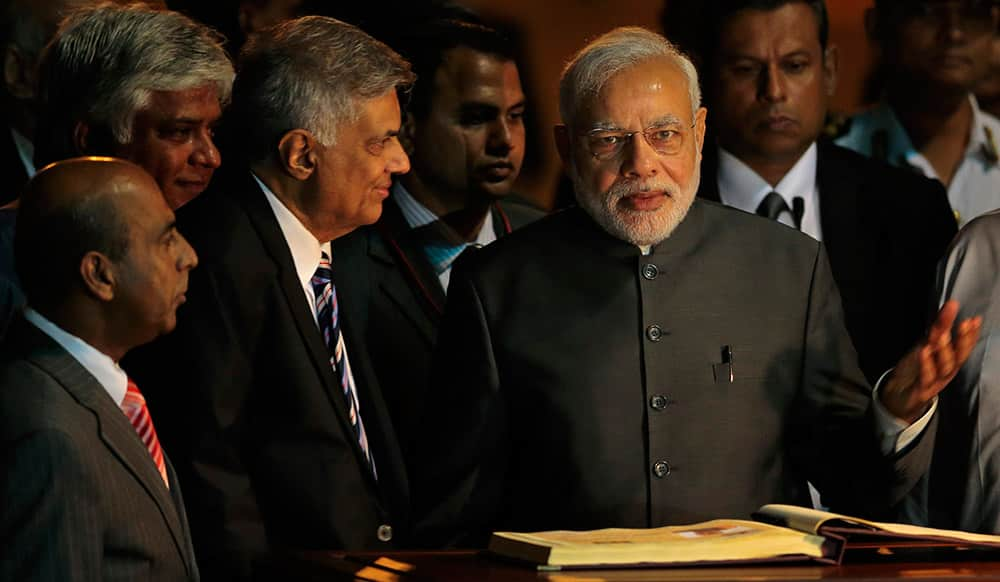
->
xmin=333 ymin=18 xmax=542 ymax=458
xmin=837 ymin=0 xmax=1000 ymax=227
xmin=0 ymin=0 xmax=94 ymax=205
xmin=974 ymin=32 xmax=1000 ymax=118
xmin=924 ymin=209 xmax=1000 ymax=533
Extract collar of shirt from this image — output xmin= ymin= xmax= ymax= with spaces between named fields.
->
xmin=253 ymin=173 xmax=330 ymax=321
xmin=10 ymin=127 xmax=35 ymax=178
xmin=392 ymin=181 xmax=497 ymax=247
xmin=23 ymin=307 xmax=128 ymax=406
xmin=717 ymin=142 xmax=821 ymax=240
xmin=866 ymin=96 xmax=996 ymax=178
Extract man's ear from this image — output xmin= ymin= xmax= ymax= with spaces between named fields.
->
xmin=277 ymin=129 xmax=317 ymax=181
xmin=554 ymin=124 xmax=572 ymax=171
xmin=3 ymin=45 xmax=34 ymax=100
xmin=693 ymin=106 xmax=708 ymax=153
xmin=823 ymin=44 xmax=839 ymax=97
xmin=80 ymin=251 xmax=116 ymax=302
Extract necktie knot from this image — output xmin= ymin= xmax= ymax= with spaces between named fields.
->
xmin=756 ymin=191 xmax=804 ymax=230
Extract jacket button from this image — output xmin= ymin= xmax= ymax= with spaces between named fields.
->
xmin=652 ymin=461 xmax=671 ymax=478
xmin=377 ymin=524 xmax=393 ymax=542
xmin=642 ymin=264 xmax=659 ymax=280
xmin=649 ymin=394 xmax=669 ymax=411
xmin=646 ymin=324 xmax=663 ymax=342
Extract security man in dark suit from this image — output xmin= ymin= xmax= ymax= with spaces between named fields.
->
xmin=333 ymin=18 xmax=542 ymax=457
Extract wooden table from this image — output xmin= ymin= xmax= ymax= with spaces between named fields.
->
xmin=255 ymin=550 xmax=1000 ymax=581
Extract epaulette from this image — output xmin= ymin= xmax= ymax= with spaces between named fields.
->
xmin=982 ymin=126 xmax=999 ymax=165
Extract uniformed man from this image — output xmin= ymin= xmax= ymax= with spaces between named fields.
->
xmin=837 ymin=0 xmax=1000 ymax=226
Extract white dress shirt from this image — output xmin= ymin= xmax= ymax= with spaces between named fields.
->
xmin=24 ymin=307 xmax=127 ymax=406
xmin=393 ymin=181 xmax=496 ymax=291
xmin=10 ymin=127 xmax=35 ymax=179
xmin=254 ymin=173 xmax=370 ymax=440
xmin=717 ymin=143 xmax=823 ymax=241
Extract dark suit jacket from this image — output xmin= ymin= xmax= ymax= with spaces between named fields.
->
xmin=698 ymin=141 xmax=957 ymax=383
xmin=0 ymin=316 xmax=199 ymax=581
xmin=412 ymin=202 xmax=936 ymax=546
xmin=333 ymin=195 xmax=543 ymax=454
xmin=124 ymin=170 xmax=408 ymax=580
xmin=0 ymin=126 xmax=28 ymax=207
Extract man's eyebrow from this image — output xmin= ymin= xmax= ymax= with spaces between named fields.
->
xmin=587 ymin=121 xmax=626 ymax=132
xmin=647 ymin=114 xmax=683 ymax=127
xmin=161 ymin=220 xmax=178 ymax=238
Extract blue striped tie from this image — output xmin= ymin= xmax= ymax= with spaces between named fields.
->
xmin=311 ymin=251 xmax=376 ymax=477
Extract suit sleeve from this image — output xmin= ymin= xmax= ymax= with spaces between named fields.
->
xmin=409 ymin=260 xmax=509 ymax=548
xmin=0 ymin=430 xmax=102 ymax=581
xmin=790 ymin=244 xmax=936 ymax=519
xmin=125 ymin=263 xmax=263 ymax=579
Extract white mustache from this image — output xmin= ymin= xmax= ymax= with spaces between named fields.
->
xmin=608 ymin=179 xmax=677 ymax=199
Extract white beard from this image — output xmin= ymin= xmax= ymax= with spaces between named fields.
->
xmin=572 ymin=161 xmax=699 ymax=247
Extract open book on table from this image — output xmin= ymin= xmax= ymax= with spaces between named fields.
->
xmin=487 ymin=504 xmax=1000 ymax=569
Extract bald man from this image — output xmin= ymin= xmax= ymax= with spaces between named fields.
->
xmin=0 ymin=157 xmax=200 ymax=581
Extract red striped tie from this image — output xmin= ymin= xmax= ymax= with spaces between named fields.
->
xmin=120 ymin=378 xmax=169 ymax=488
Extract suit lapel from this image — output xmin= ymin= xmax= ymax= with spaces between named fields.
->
xmin=815 ymin=141 xmax=866 ymax=274
xmin=372 ymin=198 xmax=444 ymax=338
xmin=238 ymin=174 xmax=380 ymax=489
xmin=14 ymin=319 xmax=195 ymax=577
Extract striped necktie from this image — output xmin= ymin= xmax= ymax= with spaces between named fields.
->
xmin=120 ymin=378 xmax=169 ymax=488
xmin=311 ymin=251 xmax=376 ymax=477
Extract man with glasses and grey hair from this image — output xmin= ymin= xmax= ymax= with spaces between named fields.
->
xmin=411 ymin=26 xmax=981 ymax=546
xmin=125 ymin=15 xmax=414 ymax=580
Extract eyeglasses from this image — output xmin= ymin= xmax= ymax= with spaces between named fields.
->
xmin=581 ymin=122 xmax=695 ymax=161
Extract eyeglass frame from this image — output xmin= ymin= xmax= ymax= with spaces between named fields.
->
xmin=576 ymin=118 xmax=699 ymax=161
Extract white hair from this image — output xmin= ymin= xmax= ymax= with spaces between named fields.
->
xmin=559 ymin=26 xmax=701 ymax=128
xmin=38 ymin=2 xmax=234 ymax=147
xmin=233 ymin=15 xmax=415 ymax=161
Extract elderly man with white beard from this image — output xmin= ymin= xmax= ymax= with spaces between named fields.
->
xmin=408 ymin=27 xmax=981 ymax=548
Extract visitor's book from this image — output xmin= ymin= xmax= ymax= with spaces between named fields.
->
xmin=488 ymin=504 xmax=1000 ymax=570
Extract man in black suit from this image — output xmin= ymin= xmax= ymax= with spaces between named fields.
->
xmin=411 ymin=26 xmax=979 ymax=547
xmin=124 ymin=16 xmax=415 ymax=580
xmin=333 ymin=19 xmax=541 ymax=454
xmin=0 ymin=157 xmax=200 ymax=580
xmin=668 ymin=0 xmax=957 ymax=384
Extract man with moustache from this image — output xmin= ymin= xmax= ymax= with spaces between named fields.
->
xmin=333 ymin=19 xmax=541 ymax=453
xmin=410 ymin=27 xmax=980 ymax=546
xmin=0 ymin=157 xmax=200 ymax=580
xmin=837 ymin=0 xmax=1000 ymax=227
xmin=674 ymin=0 xmax=956 ymax=386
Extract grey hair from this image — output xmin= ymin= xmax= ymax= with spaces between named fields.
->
xmin=36 ymin=2 xmax=233 ymax=149
xmin=232 ymin=15 xmax=415 ymax=161
xmin=559 ymin=27 xmax=701 ymax=128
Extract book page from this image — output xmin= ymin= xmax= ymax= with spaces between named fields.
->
xmin=516 ymin=520 xmax=786 ymax=545
xmin=757 ymin=504 xmax=1000 ymax=545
